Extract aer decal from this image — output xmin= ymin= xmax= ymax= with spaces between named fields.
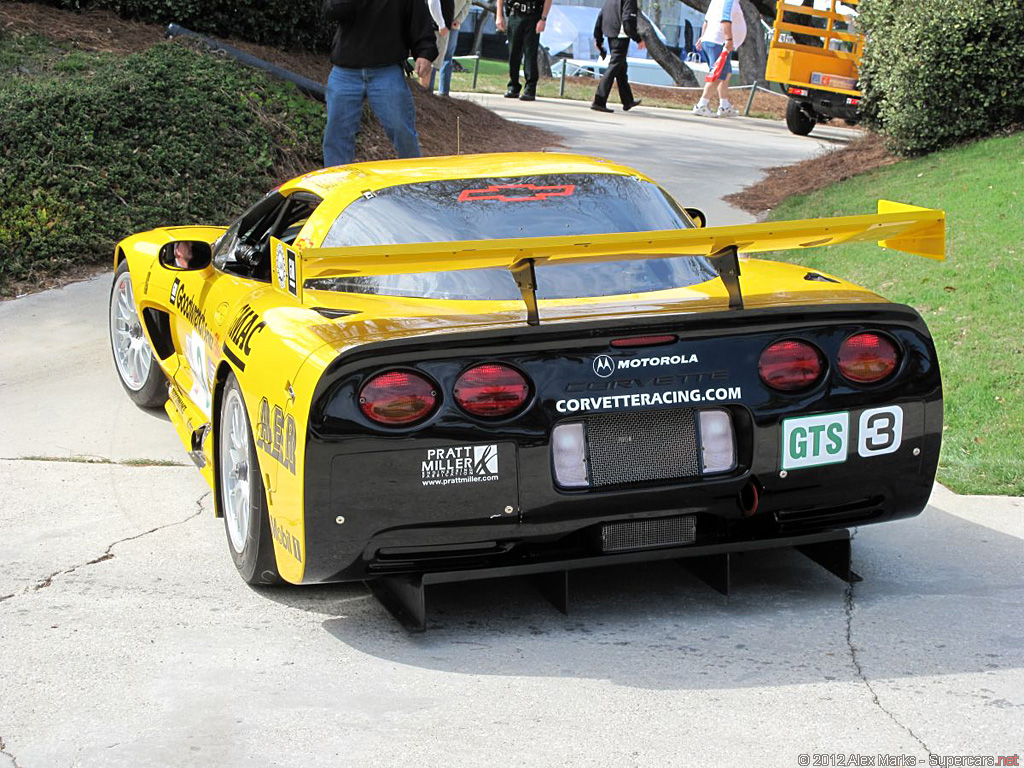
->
xmin=256 ymin=398 xmax=297 ymax=474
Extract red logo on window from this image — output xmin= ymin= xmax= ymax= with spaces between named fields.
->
xmin=457 ymin=183 xmax=576 ymax=203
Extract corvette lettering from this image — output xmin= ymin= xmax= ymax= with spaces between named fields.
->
xmin=566 ymin=369 xmax=728 ymax=393
xmin=227 ymin=304 xmax=266 ymax=356
xmin=556 ymin=387 xmax=742 ymax=413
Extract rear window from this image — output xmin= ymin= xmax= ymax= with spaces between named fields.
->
xmin=312 ymin=174 xmax=717 ymax=300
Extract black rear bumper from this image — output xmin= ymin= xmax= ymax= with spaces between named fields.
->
xmin=301 ymin=304 xmax=942 ymax=584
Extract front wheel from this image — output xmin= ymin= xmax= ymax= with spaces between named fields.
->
xmin=109 ymin=260 xmax=167 ymax=408
xmin=786 ymin=99 xmax=816 ymax=136
xmin=219 ymin=373 xmax=281 ymax=585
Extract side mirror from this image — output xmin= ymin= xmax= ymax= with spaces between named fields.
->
xmin=159 ymin=241 xmax=213 ymax=271
xmin=684 ymin=208 xmax=706 ymax=228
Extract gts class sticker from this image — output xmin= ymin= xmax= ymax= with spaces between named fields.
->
xmin=421 ymin=445 xmax=499 ymax=487
xmin=781 ymin=412 xmax=848 ymax=470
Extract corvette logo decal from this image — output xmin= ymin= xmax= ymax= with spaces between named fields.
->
xmin=457 ymin=183 xmax=576 ymax=203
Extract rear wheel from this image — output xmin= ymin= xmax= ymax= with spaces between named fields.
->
xmin=109 ymin=261 xmax=167 ymax=408
xmin=219 ymin=373 xmax=281 ymax=585
xmin=786 ymin=99 xmax=816 ymax=136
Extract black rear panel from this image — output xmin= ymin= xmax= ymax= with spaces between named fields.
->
xmin=302 ymin=304 xmax=942 ymax=583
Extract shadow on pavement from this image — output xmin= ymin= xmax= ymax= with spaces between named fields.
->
xmin=255 ymin=507 xmax=1024 ymax=691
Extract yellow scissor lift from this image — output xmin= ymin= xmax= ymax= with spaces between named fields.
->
xmin=765 ymin=0 xmax=864 ymax=135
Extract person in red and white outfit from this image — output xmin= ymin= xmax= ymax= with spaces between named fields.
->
xmin=692 ymin=0 xmax=747 ymax=118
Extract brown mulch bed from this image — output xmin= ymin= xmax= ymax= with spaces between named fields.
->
xmin=725 ymin=132 xmax=900 ymax=216
xmin=0 ymin=1 xmax=556 ymax=161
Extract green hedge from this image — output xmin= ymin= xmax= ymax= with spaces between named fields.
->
xmin=0 ymin=39 xmax=325 ymax=293
xmin=44 ymin=0 xmax=333 ymax=51
xmin=859 ymin=0 xmax=1024 ymax=155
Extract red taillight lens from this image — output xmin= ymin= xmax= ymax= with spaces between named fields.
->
xmin=759 ymin=340 xmax=823 ymax=391
xmin=838 ymin=333 xmax=899 ymax=383
xmin=454 ymin=364 xmax=530 ymax=418
xmin=359 ymin=370 xmax=437 ymax=425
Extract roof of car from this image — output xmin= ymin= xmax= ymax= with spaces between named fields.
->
xmin=279 ymin=152 xmax=650 ymax=200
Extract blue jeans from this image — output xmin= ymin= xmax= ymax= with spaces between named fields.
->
xmin=323 ymin=64 xmax=421 ymax=167
xmin=431 ymin=27 xmax=460 ymax=95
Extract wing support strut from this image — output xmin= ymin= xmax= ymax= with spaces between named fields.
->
xmin=510 ymin=258 xmax=540 ymax=326
xmin=709 ymin=245 xmax=743 ymax=310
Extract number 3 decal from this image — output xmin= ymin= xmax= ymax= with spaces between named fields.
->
xmin=858 ymin=406 xmax=903 ymax=457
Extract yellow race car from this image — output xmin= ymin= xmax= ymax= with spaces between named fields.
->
xmin=110 ymin=153 xmax=945 ymax=629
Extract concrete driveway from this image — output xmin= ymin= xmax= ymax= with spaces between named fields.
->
xmin=1 ymin=102 xmax=1021 ymax=768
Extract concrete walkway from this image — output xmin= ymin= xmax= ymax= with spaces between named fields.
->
xmin=0 ymin=102 xmax=1020 ymax=768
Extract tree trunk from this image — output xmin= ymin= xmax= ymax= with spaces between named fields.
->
xmin=536 ymin=45 xmax=553 ymax=79
xmin=637 ymin=14 xmax=699 ymax=87
xmin=472 ymin=9 xmax=491 ymax=56
xmin=736 ymin=0 xmax=768 ymax=85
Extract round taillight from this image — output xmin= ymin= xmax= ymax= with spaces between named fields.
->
xmin=359 ymin=370 xmax=437 ymax=425
xmin=838 ymin=332 xmax=899 ymax=383
xmin=454 ymin=364 xmax=530 ymax=418
xmin=758 ymin=340 xmax=824 ymax=391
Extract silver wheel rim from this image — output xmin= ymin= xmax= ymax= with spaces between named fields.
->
xmin=220 ymin=387 xmax=252 ymax=555
xmin=110 ymin=270 xmax=152 ymax=391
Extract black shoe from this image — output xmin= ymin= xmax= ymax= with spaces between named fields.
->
xmin=590 ymin=102 xmax=613 ymax=113
xmin=504 ymin=87 xmax=521 ymax=98
xmin=623 ymin=99 xmax=643 ymax=111
xmin=519 ymin=91 xmax=536 ymax=101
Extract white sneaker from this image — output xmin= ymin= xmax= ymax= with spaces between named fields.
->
xmin=717 ymin=105 xmax=739 ymax=118
xmin=692 ymin=104 xmax=717 ymax=117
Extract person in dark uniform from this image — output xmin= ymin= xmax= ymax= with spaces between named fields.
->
xmin=496 ymin=0 xmax=552 ymax=101
xmin=591 ymin=0 xmax=644 ymax=113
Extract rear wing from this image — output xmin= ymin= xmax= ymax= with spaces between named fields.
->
xmin=296 ymin=200 xmax=945 ymax=325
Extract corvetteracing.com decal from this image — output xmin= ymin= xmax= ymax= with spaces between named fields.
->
xmin=556 ymin=387 xmax=742 ymax=413
xmin=421 ymin=445 xmax=499 ymax=487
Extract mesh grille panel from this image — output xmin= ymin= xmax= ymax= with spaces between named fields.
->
xmin=585 ymin=407 xmax=700 ymax=487
xmin=602 ymin=515 xmax=696 ymax=553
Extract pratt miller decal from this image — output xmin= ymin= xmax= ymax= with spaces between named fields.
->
xmin=421 ymin=444 xmax=499 ymax=487
xmin=593 ymin=352 xmax=699 ymax=378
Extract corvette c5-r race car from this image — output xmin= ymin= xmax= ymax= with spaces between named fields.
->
xmin=110 ymin=153 xmax=945 ymax=629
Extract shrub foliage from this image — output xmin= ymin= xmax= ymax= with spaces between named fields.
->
xmin=0 ymin=40 xmax=325 ymax=292
xmin=859 ymin=0 xmax=1024 ymax=155
xmin=45 ymin=0 xmax=333 ymax=51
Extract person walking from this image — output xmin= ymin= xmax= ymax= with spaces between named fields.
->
xmin=322 ymin=0 xmax=438 ymax=167
xmin=496 ymin=0 xmax=552 ymax=101
xmin=691 ymin=0 xmax=747 ymax=118
xmin=591 ymin=0 xmax=644 ymax=113
xmin=422 ymin=0 xmax=455 ymax=89
xmin=431 ymin=0 xmax=472 ymax=96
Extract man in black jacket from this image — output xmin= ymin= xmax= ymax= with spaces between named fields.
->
xmin=591 ymin=0 xmax=644 ymax=113
xmin=322 ymin=0 xmax=438 ymax=166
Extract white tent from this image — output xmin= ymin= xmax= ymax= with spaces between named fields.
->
xmin=540 ymin=4 xmax=668 ymax=60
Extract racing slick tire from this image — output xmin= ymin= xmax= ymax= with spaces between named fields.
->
xmin=786 ymin=99 xmax=816 ymax=136
xmin=109 ymin=261 xmax=168 ymax=408
xmin=218 ymin=373 xmax=281 ymax=585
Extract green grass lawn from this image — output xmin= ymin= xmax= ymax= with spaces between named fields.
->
xmin=768 ymin=131 xmax=1024 ymax=496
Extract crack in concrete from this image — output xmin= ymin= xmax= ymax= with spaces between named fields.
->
xmin=0 ymin=735 xmax=21 ymax=768
xmin=844 ymin=528 xmax=934 ymax=758
xmin=1 ymin=493 xmax=208 ymax=606
xmin=0 ymin=455 xmax=187 ymax=468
